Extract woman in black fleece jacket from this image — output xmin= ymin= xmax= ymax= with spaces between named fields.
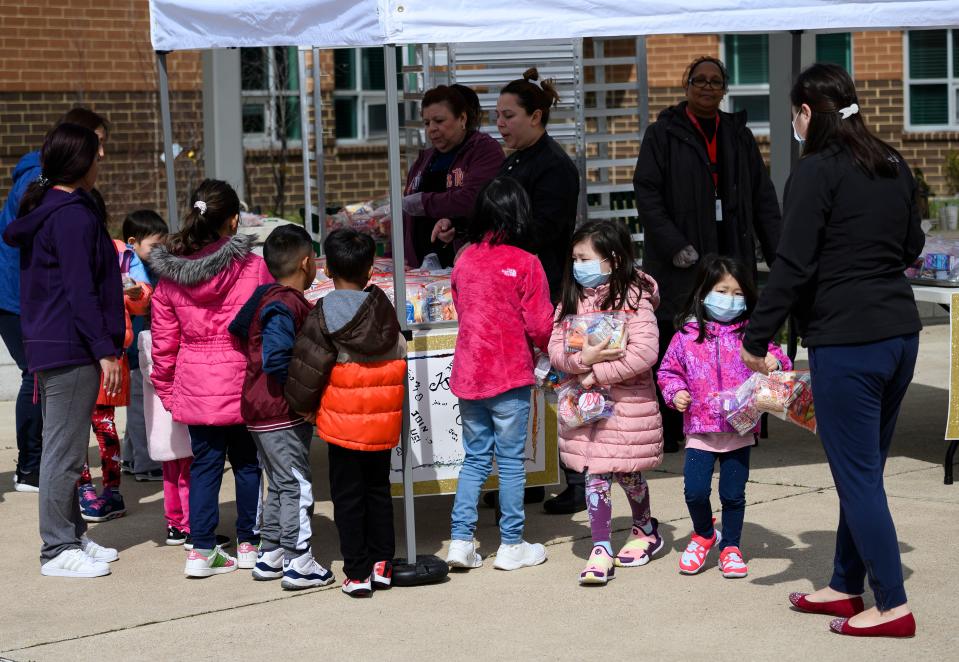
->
xmin=741 ymin=64 xmax=923 ymax=639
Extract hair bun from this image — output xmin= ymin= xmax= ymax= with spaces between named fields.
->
xmin=523 ymin=67 xmax=539 ymax=82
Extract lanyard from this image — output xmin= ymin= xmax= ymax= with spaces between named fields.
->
xmin=685 ymin=108 xmax=720 ymax=191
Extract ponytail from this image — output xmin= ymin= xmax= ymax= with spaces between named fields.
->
xmin=166 ymin=178 xmax=240 ymax=256
xmin=17 ymin=123 xmax=99 ymax=218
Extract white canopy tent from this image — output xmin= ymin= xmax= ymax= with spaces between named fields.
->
xmin=147 ymin=0 xmax=959 ymax=571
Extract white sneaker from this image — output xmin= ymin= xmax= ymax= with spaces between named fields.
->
xmin=251 ymin=547 xmax=285 ymax=580
xmin=281 ymin=551 xmax=335 ymax=590
xmin=184 ymin=546 xmax=237 ymax=577
xmin=493 ymin=541 xmax=547 ymax=571
xmin=236 ymin=542 xmax=258 ymax=569
xmin=41 ymin=548 xmax=110 ymax=578
xmin=446 ymin=539 xmax=483 ymax=569
xmin=80 ymin=536 xmax=119 ymax=563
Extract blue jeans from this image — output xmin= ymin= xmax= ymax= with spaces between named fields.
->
xmin=451 ymin=386 xmax=531 ymax=546
xmin=187 ymin=424 xmax=262 ymax=550
xmin=683 ymin=446 xmax=751 ymax=549
xmin=809 ymin=333 xmax=918 ymax=611
xmin=0 ymin=310 xmax=42 ymax=476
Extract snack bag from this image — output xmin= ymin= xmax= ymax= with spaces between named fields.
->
xmin=556 ymin=379 xmax=614 ymax=431
xmin=563 ymin=312 xmax=628 ymax=354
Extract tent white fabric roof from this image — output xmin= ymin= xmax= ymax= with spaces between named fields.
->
xmin=150 ymin=0 xmax=959 ymax=51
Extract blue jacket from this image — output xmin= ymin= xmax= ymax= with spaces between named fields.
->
xmin=126 ymin=246 xmax=152 ymax=371
xmin=0 ymin=151 xmax=41 ymax=314
xmin=2 ymin=187 xmax=124 ymax=373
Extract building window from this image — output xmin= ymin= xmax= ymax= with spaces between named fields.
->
xmin=241 ymin=47 xmax=301 ymax=147
xmin=723 ymin=33 xmax=852 ymax=131
xmin=333 ymin=48 xmax=404 ymax=142
xmin=905 ymin=29 xmax=959 ymax=129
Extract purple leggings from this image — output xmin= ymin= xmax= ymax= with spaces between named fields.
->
xmin=585 ymin=471 xmax=651 ymax=544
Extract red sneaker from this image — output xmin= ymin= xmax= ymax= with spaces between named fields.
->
xmin=679 ymin=530 xmax=721 ymax=575
xmin=342 ymin=576 xmax=373 ymax=598
xmin=718 ymin=546 xmax=748 ymax=578
xmin=372 ymin=560 xmax=392 ymax=590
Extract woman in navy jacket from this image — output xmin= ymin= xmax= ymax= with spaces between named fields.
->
xmin=742 ymin=64 xmax=923 ymax=639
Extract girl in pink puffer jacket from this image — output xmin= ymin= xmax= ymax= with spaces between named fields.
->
xmin=657 ymin=255 xmax=790 ymax=580
xmin=148 ymin=179 xmax=272 ymax=578
xmin=549 ymin=220 xmax=664 ymax=586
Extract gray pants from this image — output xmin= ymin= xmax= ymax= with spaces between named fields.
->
xmin=38 ymin=364 xmax=100 ymax=564
xmin=251 ymin=423 xmax=314 ymax=553
xmin=121 ymin=368 xmax=160 ymax=473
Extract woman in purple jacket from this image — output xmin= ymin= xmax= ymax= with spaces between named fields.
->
xmin=3 ymin=123 xmax=124 ymax=579
xmin=402 ymin=84 xmax=504 ymax=268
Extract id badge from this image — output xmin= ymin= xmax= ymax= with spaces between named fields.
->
xmin=715 ymin=198 xmax=723 ymax=222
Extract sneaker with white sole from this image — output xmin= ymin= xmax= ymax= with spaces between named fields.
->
xmin=579 ymin=545 xmax=615 ymax=585
xmin=615 ymin=518 xmax=664 ymax=567
xmin=236 ymin=542 xmax=258 ymax=569
xmin=281 ymin=552 xmax=335 ymax=590
xmin=341 ymin=576 xmax=373 ymax=598
xmin=80 ymin=536 xmax=119 ymax=563
xmin=252 ymin=547 xmax=285 ymax=580
xmin=372 ymin=560 xmax=392 ymax=590
xmin=446 ymin=539 xmax=483 ymax=569
xmin=184 ymin=546 xmax=237 ymax=577
xmin=41 ymin=548 xmax=110 ymax=578
xmin=679 ymin=530 xmax=722 ymax=575
xmin=13 ymin=470 xmax=39 ymax=493
xmin=718 ymin=546 xmax=748 ymax=578
xmin=493 ymin=541 xmax=547 ymax=571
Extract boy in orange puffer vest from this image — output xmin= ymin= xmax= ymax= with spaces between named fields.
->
xmin=285 ymin=228 xmax=406 ymax=598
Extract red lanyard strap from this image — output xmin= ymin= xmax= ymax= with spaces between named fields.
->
xmin=685 ymin=108 xmax=720 ymax=191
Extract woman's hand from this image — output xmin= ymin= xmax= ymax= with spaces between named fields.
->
xmin=580 ymin=336 xmax=626 ymax=367
xmin=99 ymin=356 xmax=122 ymax=396
xmin=673 ymin=390 xmax=692 ymax=412
xmin=740 ymin=347 xmax=769 ymax=375
xmin=431 ymin=218 xmax=456 ymax=244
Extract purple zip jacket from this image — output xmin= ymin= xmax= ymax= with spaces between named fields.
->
xmin=2 ymin=187 xmax=124 ymax=373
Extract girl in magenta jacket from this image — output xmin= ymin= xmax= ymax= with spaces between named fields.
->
xmin=548 ymin=219 xmax=664 ymax=586
xmin=446 ymin=177 xmax=554 ymax=572
xmin=657 ymin=255 xmax=790 ymax=580
xmin=148 ymin=179 xmax=272 ymax=578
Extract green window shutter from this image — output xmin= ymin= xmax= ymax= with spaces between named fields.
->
xmin=334 ymin=97 xmax=357 ymax=138
xmin=362 ymin=48 xmax=386 ymax=90
xmin=240 ymin=48 xmax=266 ymax=91
xmin=953 ymin=30 xmax=959 ymax=77
xmin=909 ymin=30 xmax=947 ymax=79
xmin=728 ymin=34 xmax=769 ymax=85
xmin=334 ymin=49 xmax=356 ymax=90
xmin=816 ymin=33 xmax=852 ymax=71
xmin=910 ymin=84 xmax=949 ymax=124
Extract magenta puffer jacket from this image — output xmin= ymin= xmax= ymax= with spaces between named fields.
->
xmin=657 ymin=320 xmax=791 ymax=435
xmin=147 ymin=234 xmax=272 ymax=426
xmin=548 ymin=276 xmax=664 ymax=474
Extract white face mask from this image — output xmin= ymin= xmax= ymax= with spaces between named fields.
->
xmin=792 ymin=112 xmax=805 ymax=144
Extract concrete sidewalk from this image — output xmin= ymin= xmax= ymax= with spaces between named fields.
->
xmin=0 ymin=325 xmax=956 ymax=661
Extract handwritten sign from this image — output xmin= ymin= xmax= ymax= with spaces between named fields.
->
xmin=390 ymin=328 xmax=559 ymax=496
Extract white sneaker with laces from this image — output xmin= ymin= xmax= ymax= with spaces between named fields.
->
xmin=281 ymin=552 xmax=335 ymax=590
xmin=236 ymin=542 xmax=258 ymax=569
xmin=81 ymin=536 xmax=119 ymax=563
xmin=446 ymin=539 xmax=483 ymax=569
xmin=41 ymin=548 xmax=111 ymax=578
xmin=252 ymin=547 xmax=285 ymax=580
xmin=492 ymin=541 xmax=547 ymax=571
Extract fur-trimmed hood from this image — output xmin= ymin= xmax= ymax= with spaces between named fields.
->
xmin=148 ymin=233 xmax=255 ymax=287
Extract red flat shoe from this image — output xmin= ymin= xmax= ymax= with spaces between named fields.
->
xmin=789 ymin=592 xmax=865 ymax=617
xmin=829 ymin=613 xmax=916 ymax=638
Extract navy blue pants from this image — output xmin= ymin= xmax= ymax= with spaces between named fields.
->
xmin=0 ymin=310 xmax=43 ymax=476
xmin=809 ymin=333 xmax=918 ymax=611
xmin=683 ymin=446 xmax=751 ymax=550
xmin=187 ymin=425 xmax=261 ymax=550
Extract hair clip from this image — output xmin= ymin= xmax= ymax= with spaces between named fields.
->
xmin=193 ymin=200 xmax=207 ymax=215
xmin=37 ymin=174 xmax=50 ymax=187
xmin=838 ymin=103 xmax=859 ymax=120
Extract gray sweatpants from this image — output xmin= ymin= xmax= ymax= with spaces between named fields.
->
xmin=251 ymin=423 xmax=314 ymax=554
xmin=38 ymin=364 xmax=100 ymax=564
xmin=121 ymin=368 xmax=160 ymax=473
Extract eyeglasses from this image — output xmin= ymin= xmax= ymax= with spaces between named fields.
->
xmin=688 ymin=76 xmax=726 ymax=90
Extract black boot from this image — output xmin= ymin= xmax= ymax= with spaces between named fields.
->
xmin=543 ymin=483 xmax=586 ymax=514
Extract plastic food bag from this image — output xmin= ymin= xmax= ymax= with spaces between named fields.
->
xmin=713 ymin=371 xmax=817 ymax=436
xmin=563 ymin=312 xmax=628 ymax=354
xmin=556 ymin=380 xmax=614 ymax=431
xmin=426 ymin=280 xmax=457 ymax=322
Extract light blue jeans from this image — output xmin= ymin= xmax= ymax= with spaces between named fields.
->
xmin=450 ymin=386 xmax=531 ymax=546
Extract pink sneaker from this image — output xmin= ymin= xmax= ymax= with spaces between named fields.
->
xmin=236 ymin=542 xmax=258 ymax=569
xmin=579 ymin=545 xmax=615 ymax=586
xmin=679 ymin=529 xmax=721 ymax=575
xmin=718 ymin=546 xmax=748 ymax=578
xmin=615 ymin=518 xmax=664 ymax=567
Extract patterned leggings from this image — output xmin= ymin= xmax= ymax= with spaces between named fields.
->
xmin=80 ymin=405 xmax=122 ymax=489
xmin=585 ymin=471 xmax=651 ymax=545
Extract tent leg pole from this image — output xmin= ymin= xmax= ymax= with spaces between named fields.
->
xmin=384 ymin=44 xmax=416 ymax=564
xmin=157 ymin=51 xmax=179 ymax=231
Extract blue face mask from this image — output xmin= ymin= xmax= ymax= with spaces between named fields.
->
xmin=704 ymin=291 xmax=746 ymax=323
xmin=573 ymin=260 xmax=610 ymax=289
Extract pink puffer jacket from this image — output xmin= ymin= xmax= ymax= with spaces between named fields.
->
xmin=548 ymin=276 xmax=664 ymax=474
xmin=148 ymin=234 xmax=272 ymax=426
xmin=657 ymin=320 xmax=791 ymax=435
